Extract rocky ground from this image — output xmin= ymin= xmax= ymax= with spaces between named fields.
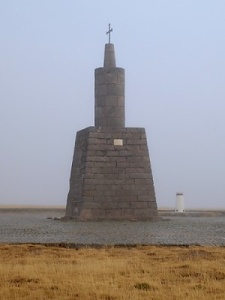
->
xmin=0 ymin=207 xmax=225 ymax=245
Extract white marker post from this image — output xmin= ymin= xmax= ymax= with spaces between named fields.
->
xmin=175 ymin=193 xmax=184 ymax=212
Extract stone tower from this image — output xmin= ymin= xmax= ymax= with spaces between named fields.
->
xmin=65 ymin=33 xmax=159 ymax=220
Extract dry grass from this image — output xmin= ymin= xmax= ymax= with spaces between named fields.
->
xmin=0 ymin=244 xmax=225 ymax=299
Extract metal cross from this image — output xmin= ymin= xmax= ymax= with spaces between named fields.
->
xmin=106 ymin=23 xmax=113 ymax=43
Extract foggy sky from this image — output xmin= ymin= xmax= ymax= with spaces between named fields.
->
xmin=1 ymin=0 xmax=225 ymax=209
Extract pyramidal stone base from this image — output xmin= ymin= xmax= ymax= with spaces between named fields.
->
xmin=65 ymin=126 xmax=159 ymax=221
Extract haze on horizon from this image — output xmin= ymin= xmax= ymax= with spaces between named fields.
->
xmin=0 ymin=1 xmax=225 ymax=209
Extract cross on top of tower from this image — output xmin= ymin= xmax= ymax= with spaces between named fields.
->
xmin=106 ymin=23 xmax=113 ymax=44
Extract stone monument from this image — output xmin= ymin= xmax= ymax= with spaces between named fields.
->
xmin=65 ymin=25 xmax=159 ymax=220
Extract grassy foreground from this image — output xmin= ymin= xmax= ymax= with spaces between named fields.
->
xmin=0 ymin=244 xmax=225 ymax=300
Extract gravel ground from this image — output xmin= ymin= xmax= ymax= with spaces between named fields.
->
xmin=0 ymin=209 xmax=225 ymax=245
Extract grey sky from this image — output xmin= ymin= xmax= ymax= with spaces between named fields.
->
xmin=0 ymin=0 xmax=225 ymax=208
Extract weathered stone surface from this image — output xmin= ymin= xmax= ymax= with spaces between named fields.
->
xmin=95 ymin=65 xmax=125 ymax=128
xmin=65 ymin=42 xmax=159 ymax=221
xmin=65 ymin=127 xmax=159 ymax=220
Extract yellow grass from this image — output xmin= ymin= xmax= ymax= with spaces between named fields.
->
xmin=0 ymin=244 xmax=225 ymax=299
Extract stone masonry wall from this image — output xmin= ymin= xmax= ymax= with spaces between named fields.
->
xmin=95 ymin=67 xmax=125 ymax=128
xmin=65 ymin=126 xmax=158 ymax=220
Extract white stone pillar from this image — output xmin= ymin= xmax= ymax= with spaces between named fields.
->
xmin=175 ymin=193 xmax=184 ymax=212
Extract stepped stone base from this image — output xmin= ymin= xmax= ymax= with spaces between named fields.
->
xmin=65 ymin=126 xmax=159 ymax=221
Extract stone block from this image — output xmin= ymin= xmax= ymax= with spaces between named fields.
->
xmin=105 ymin=95 xmax=118 ymax=106
xmin=95 ymin=85 xmax=107 ymax=96
xmin=117 ymin=73 xmax=125 ymax=84
xmin=117 ymin=96 xmax=125 ymax=107
xmin=95 ymin=96 xmax=105 ymax=106
xmin=95 ymin=74 xmax=105 ymax=85
xmin=130 ymin=202 xmax=148 ymax=209
xmin=105 ymin=73 xmax=118 ymax=84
